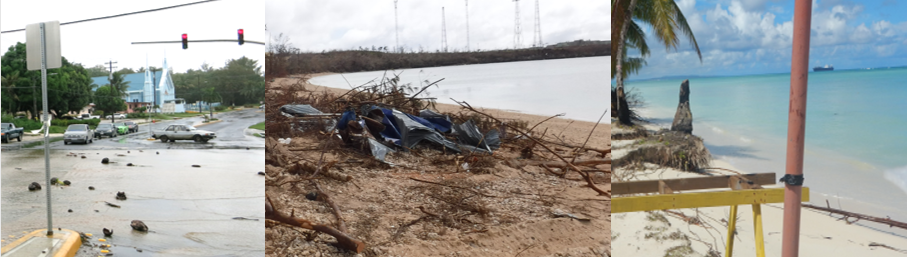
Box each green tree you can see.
[107,72,131,98]
[611,0,701,125]
[1,70,21,114]
[94,85,126,121]
[0,42,93,118]
[86,64,109,77]
[116,67,136,74]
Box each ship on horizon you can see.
[814,65,834,72]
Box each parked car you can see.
[78,113,100,120]
[106,113,127,119]
[64,124,93,145]
[113,122,129,135]
[1,123,24,143]
[94,123,117,138]
[152,125,216,143]
[125,121,138,133]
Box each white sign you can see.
[26,21,62,70]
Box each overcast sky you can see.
[626,0,907,80]
[265,0,607,52]
[0,0,265,75]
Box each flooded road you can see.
[1,149,265,256]
[1,109,264,151]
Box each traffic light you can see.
[182,33,188,49]
[238,29,244,45]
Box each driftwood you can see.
[314,183,349,233]
[803,203,907,230]
[266,197,365,253]
[454,99,610,197]
[512,159,611,168]
[541,139,611,157]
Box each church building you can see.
[90,57,185,113]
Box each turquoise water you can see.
[626,67,907,232]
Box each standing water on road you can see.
[311,56,610,122]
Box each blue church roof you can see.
[91,71,162,92]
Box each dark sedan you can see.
[125,121,138,133]
[94,123,117,138]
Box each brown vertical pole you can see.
[782,0,813,256]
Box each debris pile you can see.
[265,74,611,256]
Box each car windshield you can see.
[97,124,113,129]
[185,126,197,131]
[66,125,87,131]
[115,123,126,127]
[1,123,10,128]
[125,122,135,125]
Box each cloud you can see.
[265,0,607,52]
[625,0,907,80]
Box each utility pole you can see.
[151,67,158,114]
[394,0,400,53]
[105,59,117,80]
[465,0,470,51]
[441,7,448,52]
[513,0,522,49]
[533,0,542,47]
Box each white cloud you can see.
[265,0,607,52]
[628,0,907,79]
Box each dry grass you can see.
[614,130,711,172]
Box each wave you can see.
[883,165,907,196]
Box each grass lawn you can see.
[249,122,265,130]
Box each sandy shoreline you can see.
[611,119,907,256]
[266,74,610,256]
[277,73,609,151]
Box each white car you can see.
[106,113,127,119]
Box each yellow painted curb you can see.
[194,119,223,128]
[1,229,81,257]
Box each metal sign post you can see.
[26,20,61,236]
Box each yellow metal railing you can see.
[612,173,810,257]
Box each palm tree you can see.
[108,72,130,98]
[612,0,702,125]
[201,87,221,120]
[1,71,21,114]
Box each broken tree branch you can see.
[802,204,907,230]
[572,108,608,163]
[453,99,610,197]
[314,183,349,233]
[265,196,365,253]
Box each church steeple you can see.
[143,55,153,104]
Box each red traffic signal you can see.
[238,29,244,45]
[181,33,188,49]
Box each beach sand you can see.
[611,119,907,256]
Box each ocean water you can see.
[310,56,610,123]
[626,67,907,234]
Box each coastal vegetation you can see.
[611,0,701,125]
[266,35,607,78]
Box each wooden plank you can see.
[612,187,809,213]
[612,173,776,195]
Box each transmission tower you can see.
[533,0,542,47]
[513,0,522,49]
[441,7,448,52]
[394,0,400,53]
[465,0,470,52]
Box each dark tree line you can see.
[172,57,264,106]
[267,37,608,77]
